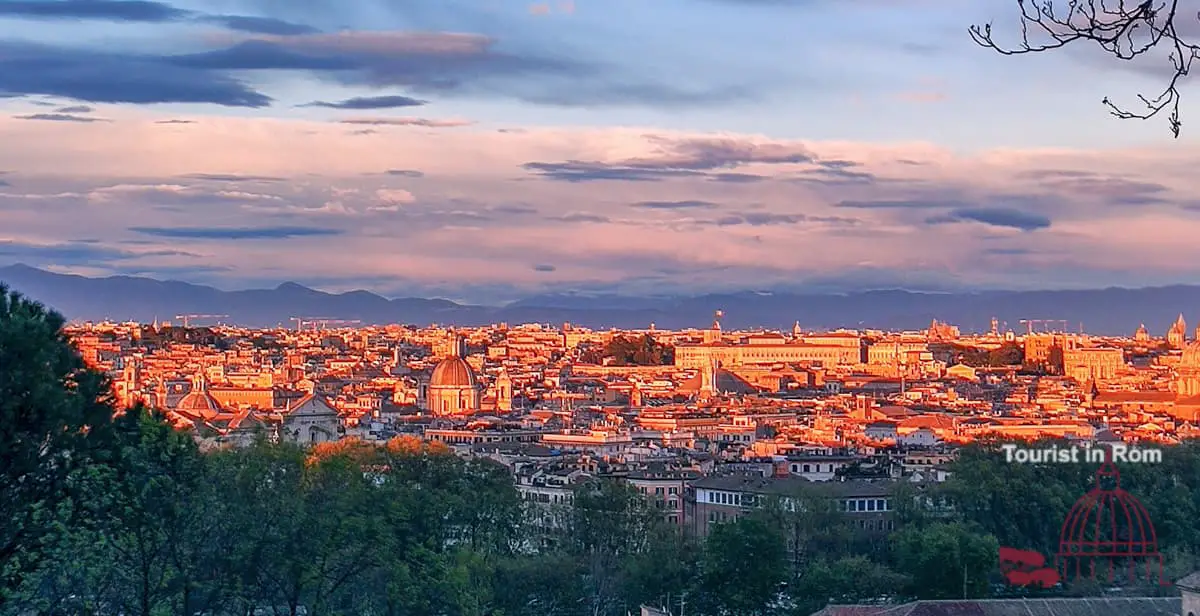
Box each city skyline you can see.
[2,0,1200,304]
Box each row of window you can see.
[522,491,574,504]
[703,490,891,513]
[709,510,895,531]
[789,463,841,474]
[839,498,890,512]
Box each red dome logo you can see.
[1000,446,1169,588]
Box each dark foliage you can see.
[579,334,675,366]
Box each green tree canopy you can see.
[0,285,118,604]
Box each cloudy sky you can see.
[1,0,1198,303]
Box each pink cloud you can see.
[2,111,1199,296]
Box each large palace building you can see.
[673,316,864,369]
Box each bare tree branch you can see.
[969,0,1200,137]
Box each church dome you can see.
[176,389,222,414]
[1183,341,1200,366]
[430,356,477,388]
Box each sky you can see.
[1,0,1200,304]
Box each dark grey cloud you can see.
[0,0,187,22]
[303,94,425,109]
[709,173,767,183]
[984,247,1034,256]
[1016,169,1092,180]
[524,136,824,182]
[385,169,424,177]
[0,41,272,107]
[155,119,195,124]
[0,179,10,188]
[179,173,285,182]
[1020,169,1170,206]
[632,200,718,210]
[521,161,706,182]
[129,226,342,240]
[163,30,757,109]
[713,214,801,226]
[13,113,106,122]
[491,204,538,215]
[791,159,878,185]
[532,264,556,272]
[203,15,320,35]
[167,39,357,71]
[926,207,1051,231]
[53,105,93,113]
[0,239,197,263]
[0,0,320,37]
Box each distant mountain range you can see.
[2,263,1198,336]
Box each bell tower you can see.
[496,368,513,412]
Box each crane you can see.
[174,314,228,328]
[290,317,362,331]
[1018,319,1069,334]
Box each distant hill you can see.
[1,263,1197,335]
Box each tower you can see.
[192,371,208,394]
[1168,314,1187,348]
[496,368,513,412]
[703,310,723,345]
[792,321,802,338]
[630,381,643,408]
[700,357,719,398]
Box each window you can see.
[803,464,811,473]
[668,487,678,495]
[867,500,876,512]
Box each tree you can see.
[695,516,788,616]
[970,0,1200,137]
[101,407,213,616]
[580,335,675,366]
[791,556,907,615]
[0,286,117,605]
[891,522,999,600]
